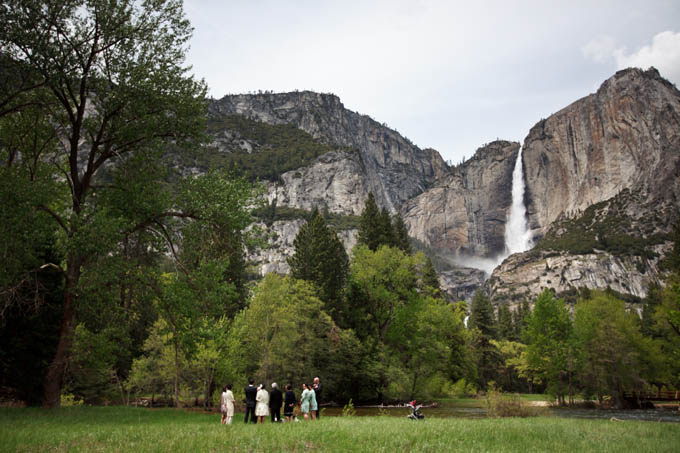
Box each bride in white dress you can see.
[255,384,270,424]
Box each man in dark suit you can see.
[269,382,283,422]
[244,378,257,424]
[313,377,322,419]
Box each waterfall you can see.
[452,144,533,276]
[504,145,533,255]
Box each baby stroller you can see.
[407,400,424,420]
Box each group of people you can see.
[220,377,323,424]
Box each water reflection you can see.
[549,407,680,423]
[322,406,486,418]
[322,403,680,422]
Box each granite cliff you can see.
[205,91,452,279]
[199,68,679,302]
[488,68,680,301]
[523,68,680,237]
[209,91,448,214]
[402,140,518,259]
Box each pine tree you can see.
[512,299,531,339]
[357,193,382,251]
[421,257,441,298]
[665,221,680,272]
[288,210,349,319]
[378,208,394,248]
[392,214,411,254]
[641,282,663,337]
[468,290,500,388]
[497,304,514,340]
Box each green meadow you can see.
[1,406,679,452]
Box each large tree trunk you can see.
[173,339,180,407]
[42,262,80,407]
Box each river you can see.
[321,401,680,422]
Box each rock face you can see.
[208,91,465,294]
[203,68,680,303]
[487,248,666,302]
[523,68,680,237]
[488,68,680,301]
[209,91,448,213]
[439,268,488,301]
[401,141,518,258]
[264,151,368,216]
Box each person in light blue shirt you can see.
[299,383,312,421]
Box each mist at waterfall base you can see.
[454,145,533,276]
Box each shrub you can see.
[60,393,84,407]
[448,379,478,399]
[342,398,356,417]
[485,387,537,418]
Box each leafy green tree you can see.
[573,291,668,407]
[324,330,384,403]
[226,274,335,386]
[389,297,467,399]
[182,317,230,407]
[652,278,680,387]
[468,290,500,388]
[523,290,573,404]
[0,0,208,407]
[492,339,528,392]
[128,319,177,406]
[495,340,542,393]
[347,245,424,341]
[66,325,122,404]
[0,106,62,315]
[287,209,349,321]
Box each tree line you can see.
[468,224,680,407]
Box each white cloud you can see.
[584,31,680,85]
[613,31,680,85]
[582,35,617,63]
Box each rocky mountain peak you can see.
[209,90,449,213]
[523,66,680,239]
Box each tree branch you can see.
[37,205,68,233]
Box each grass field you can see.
[1,406,679,452]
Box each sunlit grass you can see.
[1,406,679,452]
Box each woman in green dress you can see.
[300,383,312,421]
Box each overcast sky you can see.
[183,0,680,164]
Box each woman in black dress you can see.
[283,384,297,422]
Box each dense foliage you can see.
[287,210,349,318]
[532,189,670,259]
[252,204,361,230]
[189,114,353,182]
[357,193,412,253]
